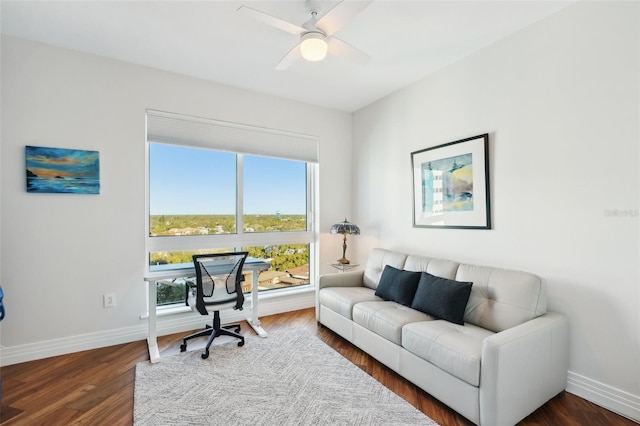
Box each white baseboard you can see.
[0,289,316,366]
[566,371,640,423]
[0,322,149,366]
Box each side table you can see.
[329,263,360,273]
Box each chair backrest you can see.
[191,252,248,315]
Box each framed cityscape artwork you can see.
[411,134,490,229]
[26,145,100,194]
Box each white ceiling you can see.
[1,0,572,112]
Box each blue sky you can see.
[150,143,306,215]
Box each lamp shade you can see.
[300,32,328,62]
[331,219,359,264]
[330,218,360,235]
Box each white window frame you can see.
[144,110,319,304]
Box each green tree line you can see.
[150,214,306,236]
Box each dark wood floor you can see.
[1,308,637,425]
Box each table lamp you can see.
[330,218,360,264]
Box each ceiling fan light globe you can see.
[300,32,328,62]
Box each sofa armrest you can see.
[317,270,365,290]
[479,312,569,426]
[316,271,365,321]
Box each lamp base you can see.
[337,258,350,264]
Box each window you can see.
[146,110,317,307]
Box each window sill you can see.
[258,284,315,299]
[140,284,315,319]
[140,304,191,319]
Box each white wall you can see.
[352,1,639,421]
[0,35,352,364]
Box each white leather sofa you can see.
[317,248,569,426]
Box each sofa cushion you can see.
[353,301,432,345]
[374,265,421,306]
[402,320,494,386]
[318,287,381,320]
[411,272,473,325]
[363,248,408,289]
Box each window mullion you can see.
[237,154,244,240]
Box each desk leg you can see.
[147,280,161,363]
[246,270,268,337]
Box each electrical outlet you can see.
[103,293,116,308]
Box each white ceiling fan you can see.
[237,0,372,70]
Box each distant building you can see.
[257,270,289,290]
[287,264,309,281]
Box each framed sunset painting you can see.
[411,134,490,229]
[26,146,100,194]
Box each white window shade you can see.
[146,110,318,163]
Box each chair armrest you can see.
[479,312,569,426]
[317,270,365,290]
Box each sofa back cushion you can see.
[366,249,547,332]
[404,254,459,279]
[363,248,408,289]
[457,264,547,332]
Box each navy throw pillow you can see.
[411,272,473,325]
[374,265,421,306]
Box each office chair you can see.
[180,252,248,359]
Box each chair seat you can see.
[187,291,238,313]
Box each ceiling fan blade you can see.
[316,0,372,36]
[237,5,305,35]
[275,43,302,70]
[328,37,370,65]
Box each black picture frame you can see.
[411,134,490,229]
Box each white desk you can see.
[143,258,270,363]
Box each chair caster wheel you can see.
[238,340,245,347]
[180,344,187,352]
[201,350,209,359]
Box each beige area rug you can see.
[134,327,439,425]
